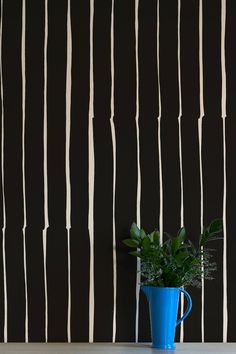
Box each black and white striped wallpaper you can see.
[0,0,235,343]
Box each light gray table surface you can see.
[0,343,235,354]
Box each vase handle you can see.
[176,288,192,327]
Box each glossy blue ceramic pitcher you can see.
[141,286,192,350]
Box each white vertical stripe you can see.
[198,117,204,343]
[42,229,48,342]
[0,0,8,343]
[43,0,49,342]
[66,0,72,343]
[198,0,205,343]
[134,0,141,343]
[66,230,71,342]
[221,0,227,120]
[88,0,95,343]
[199,0,204,119]
[177,0,183,227]
[157,0,163,245]
[110,0,117,343]
[21,0,29,342]
[222,117,227,342]
[177,0,184,343]
[221,0,228,343]
[110,119,117,344]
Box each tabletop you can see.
[0,343,235,354]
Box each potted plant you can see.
[123,219,223,349]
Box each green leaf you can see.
[140,229,146,239]
[199,229,210,246]
[148,232,154,243]
[204,235,223,242]
[171,237,182,254]
[123,238,140,248]
[130,223,141,240]
[153,230,160,245]
[129,251,142,258]
[177,227,186,242]
[171,228,186,254]
[200,220,223,246]
[174,251,189,266]
[148,231,159,243]
[207,219,223,234]
[142,237,151,251]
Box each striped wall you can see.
[0,0,235,343]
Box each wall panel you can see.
[0,0,234,343]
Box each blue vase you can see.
[141,286,192,350]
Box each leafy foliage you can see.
[123,219,223,288]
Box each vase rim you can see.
[141,285,182,289]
